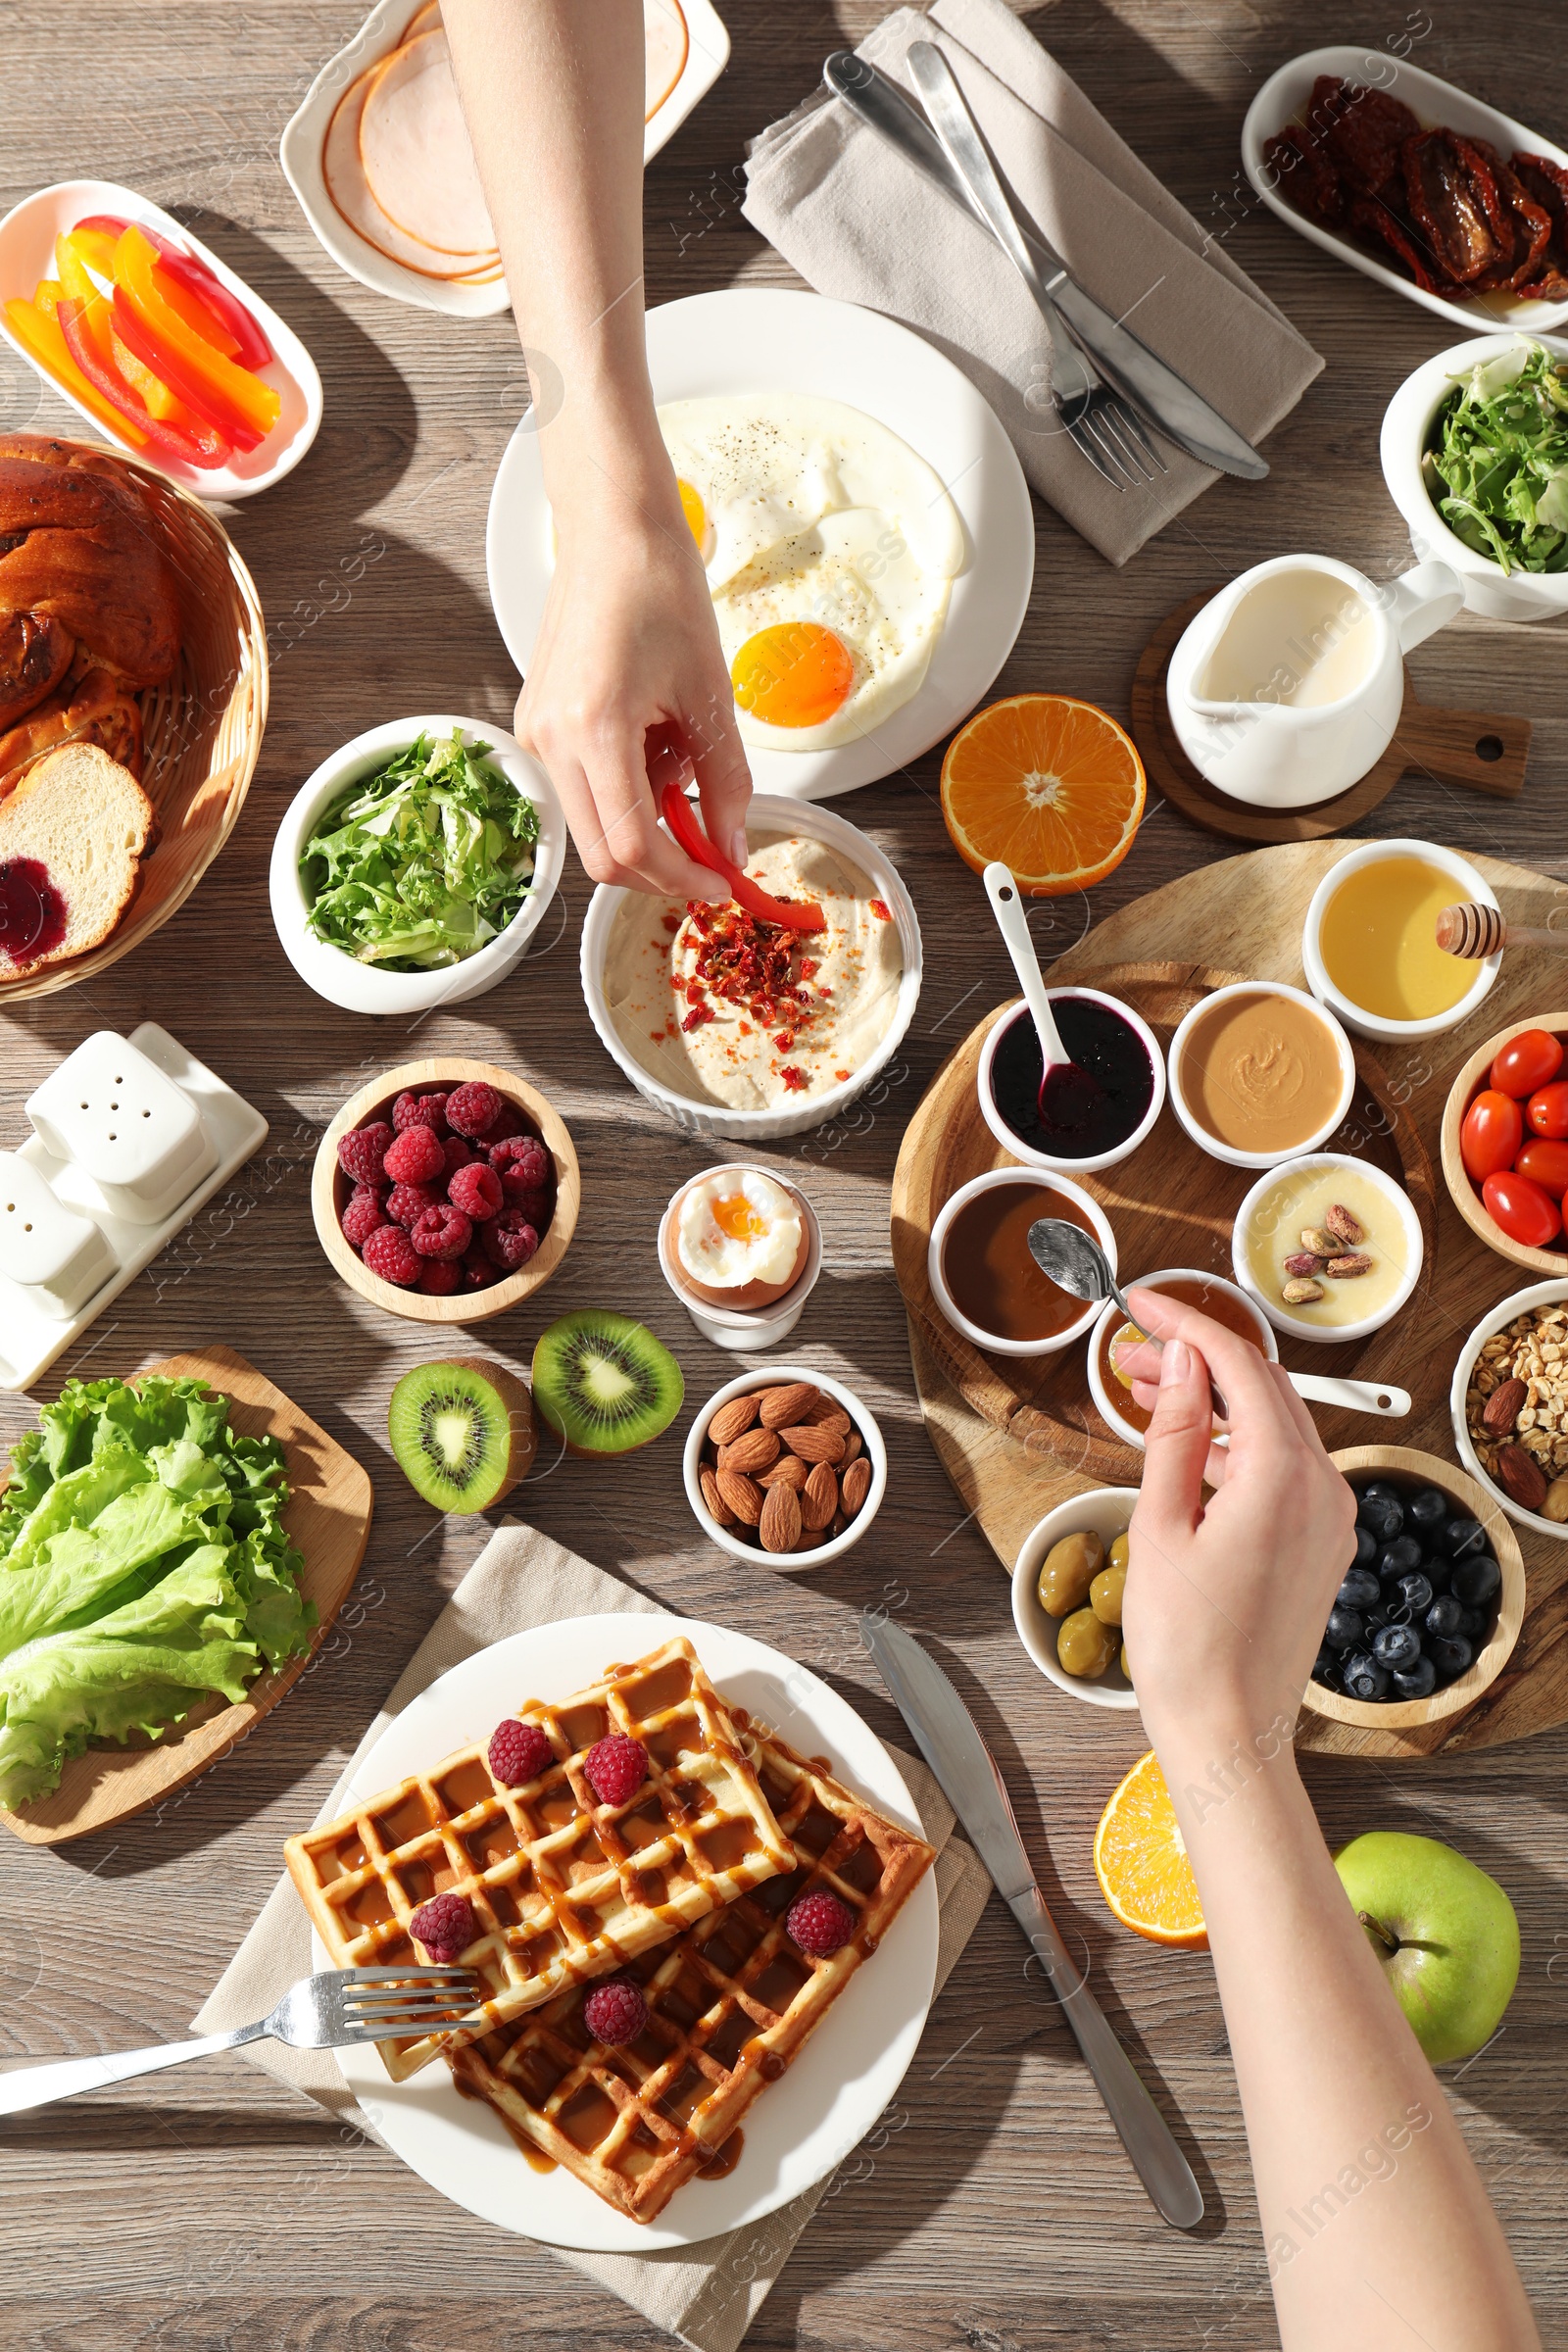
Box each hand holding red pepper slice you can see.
[660,778,825,933]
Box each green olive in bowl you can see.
[1037,1530,1103,1618]
[1057,1607,1118,1680]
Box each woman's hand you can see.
[516,473,753,900]
[1118,1290,1357,1748]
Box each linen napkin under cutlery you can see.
[196,1523,991,2352]
[744,0,1323,564]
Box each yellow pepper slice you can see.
[4,296,149,444]
[113,224,279,439]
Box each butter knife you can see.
[861,1612,1205,2228]
[823,50,1267,482]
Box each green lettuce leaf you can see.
[1427,338,1568,576]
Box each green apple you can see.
[1334,1831,1519,2065]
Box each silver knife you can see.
[823,50,1267,482]
[861,1611,1204,2228]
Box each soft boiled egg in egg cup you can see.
[659,1165,823,1350]
[660,393,965,755]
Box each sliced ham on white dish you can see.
[645,0,689,120]
[401,0,442,37]
[323,54,498,279]
[359,27,498,256]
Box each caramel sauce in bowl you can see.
[927,1167,1118,1357]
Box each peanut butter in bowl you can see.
[1169,981,1353,1168]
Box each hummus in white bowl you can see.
[602,833,905,1112]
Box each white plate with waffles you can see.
[318,1612,940,2251]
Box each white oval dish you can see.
[325,1610,938,2250]
[1451,1280,1568,1544]
[683,1366,886,1570]
[580,792,921,1141]
[975,991,1166,1175]
[0,177,321,500]
[658,1165,823,1350]
[1088,1269,1278,1449]
[1300,837,1501,1043]
[1240,47,1568,336]
[1381,332,1568,623]
[270,715,565,1015]
[1166,980,1355,1171]
[1011,1490,1140,1712]
[488,287,1034,801]
[279,0,731,318]
[1232,1151,1425,1347]
[927,1167,1116,1359]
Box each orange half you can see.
[940,692,1145,896]
[1093,1750,1207,1949]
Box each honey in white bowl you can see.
[1318,856,1476,1022]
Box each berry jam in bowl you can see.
[976,988,1164,1174]
[312,1055,579,1324]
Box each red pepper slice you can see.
[111,287,264,451]
[76,213,270,366]
[660,779,825,934]
[57,297,230,469]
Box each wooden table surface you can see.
[4,4,1567,2346]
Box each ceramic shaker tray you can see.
[895,842,1568,1760]
[0,1345,373,1843]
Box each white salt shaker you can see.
[26,1031,218,1225]
[0,1152,118,1318]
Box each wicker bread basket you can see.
[0,436,268,1002]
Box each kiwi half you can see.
[531,1310,683,1456]
[388,1357,536,1513]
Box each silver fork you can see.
[0,1968,480,2117]
[906,41,1168,494]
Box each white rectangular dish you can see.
[0,178,322,499]
[280,0,730,319]
[1241,47,1568,333]
[0,1024,268,1391]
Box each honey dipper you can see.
[1436,903,1567,960]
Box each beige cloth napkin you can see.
[743,0,1323,564]
[195,1524,992,2352]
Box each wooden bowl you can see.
[1302,1446,1526,1733]
[1441,1010,1568,1274]
[0,437,268,1002]
[312,1056,579,1323]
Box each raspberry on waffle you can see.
[283,1638,796,2082]
[446,1728,935,2224]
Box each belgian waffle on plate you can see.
[284,1637,795,2080]
[447,1727,936,2223]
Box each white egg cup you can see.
[657,1166,823,1351]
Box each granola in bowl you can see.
[1466,1302,1568,1522]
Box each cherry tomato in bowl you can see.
[1527,1082,1568,1140]
[1491,1028,1565,1099]
[1482,1168,1563,1249]
[1516,1139,1568,1200]
[1461,1089,1524,1181]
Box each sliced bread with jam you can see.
[0,741,154,980]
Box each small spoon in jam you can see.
[982,861,1101,1136]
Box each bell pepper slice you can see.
[77,213,267,366]
[65,223,121,279]
[54,231,116,359]
[111,287,263,451]
[108,318,196,426]
[58,298,230,469]
[659,779,825,933]
[4,296,149,445]
[114,225,279,440]
[151,258,244,360]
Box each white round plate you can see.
[485,288,1035,801]
[321,1611,940,2252]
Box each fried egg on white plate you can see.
[658,394,965,752]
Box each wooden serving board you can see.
[0,1345,373,1844]
[895,841,1568,1759]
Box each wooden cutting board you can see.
[0,1344,373,1843]
[895,840,1568,1760]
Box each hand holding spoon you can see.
[1025,1219,1411,1421]
[982,861,1102,1135]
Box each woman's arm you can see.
[443,0,750,895]
[1119,1299,1539,2351]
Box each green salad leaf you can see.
[0,1376,315,1807]
[300,730,539,971]
[1426,339,1568,576]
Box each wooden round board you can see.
[0,1344,373,1843]
[1129,593,1531,846]
[894,840,1568,1760]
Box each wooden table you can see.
[4,5,1566,2345]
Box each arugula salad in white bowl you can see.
[270,717,565,1014]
